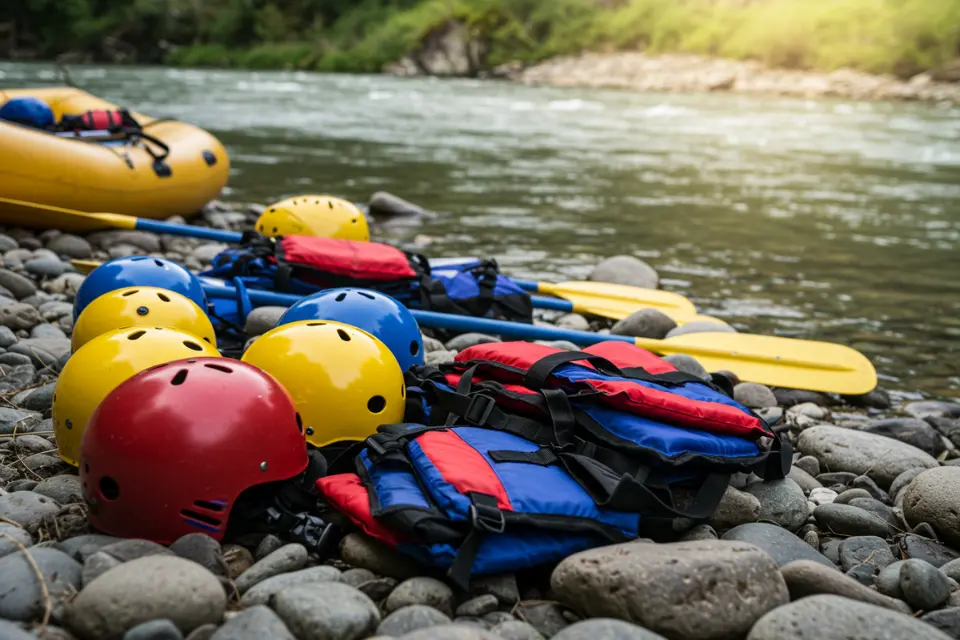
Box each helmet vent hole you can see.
[193,499,226,512]
[171,370,189,385]
[306,322,326,327]
[203,337,211,343]
[127,330,146,341]
[99,476,120,501]
[122,290,138,296]
[337,329,351,342]
[367,395,386,413]
[183,341,203,351]
[205,363,232,373]
[351,218,357,223]
[157,292,170,302]
[410,340,420,356]
[295,413,303,433]
[359,291,375,300]
[328,201,334,209]
[180,509,222,528]
[153,260,164,267]
[335,293,347,302]
[84,463,89,473]
[401,385,406,398]
[272,227,278,234]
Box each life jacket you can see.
[317,423,640,588]
[315,341,790,587]
[201,234,534,324]
[403,340,791,516]
[57,108,140,133]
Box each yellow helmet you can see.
[71,286,217,352]
[256,195,369,241]
[241,320,404,448]
[53,326,222,466]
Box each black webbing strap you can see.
[540,388,577,447]
[488,447,559,465]
[755,432,792,480]
[559,449,731,520]
[618,366,712,387]
[523,351,624,389]
[447,493,504,590]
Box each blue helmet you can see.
[74,256,207,321]
[277,288,424,371]
[0,97,55,128]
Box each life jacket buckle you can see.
[469,502,506,534]
[462,394,496,427]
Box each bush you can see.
[9,0,960,77]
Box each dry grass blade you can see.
[0,531,51,634]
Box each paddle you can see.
[16,192,720,324]
[68,259,720,326]
[197,282,876,395]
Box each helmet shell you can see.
[241,320,405,448]
[53,326,221,466]
[256,195,369,241]
[277,288,423,371]
[0,97,55,128]
[72,286,216,352]
[81,357,308,543]
[74,256,207,321]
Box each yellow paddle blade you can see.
[539,281,698,315]
[0,197,138,232]
[561,294,729,326]
[71,260,101,275]
[634,331,877,395]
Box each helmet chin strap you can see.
[235,450,343,557]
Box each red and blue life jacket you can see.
[315,341,790,586]
[201,235,533,328]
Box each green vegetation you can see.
[7,0,960,78]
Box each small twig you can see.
[0,516,25,528]
[0,430,55,440]
[0,532,51,634]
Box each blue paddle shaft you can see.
[135,219,244,244]
[201,283,621,346]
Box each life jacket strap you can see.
[447,492,504,589]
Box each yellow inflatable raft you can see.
[0,87,229,220]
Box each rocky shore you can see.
[508,53,960,105]
[2,199,960,639]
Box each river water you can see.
[3,62,959,401]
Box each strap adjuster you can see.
[462,394,496,426]
[469,502,506,534]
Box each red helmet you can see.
[79,357,309,543]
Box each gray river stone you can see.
[210,606,294,640]
[551,539,788,640]
[64,555,226,640]
[746,594,952,640]
[722,523,836,569]
[779,560,911,614]
[797,425,938,488]
[385,577,455,618]
[239,565,342,607]
[743,479,807,531]
[377,605,452,637]
[551,619,668,640]
[814,503,893,538]
[0,547,82,621]
[900,558,951,611]
[271,582,380,640]
[235,543,307,594]
[903,467,960,549]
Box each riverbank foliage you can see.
[7,0,960,78]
